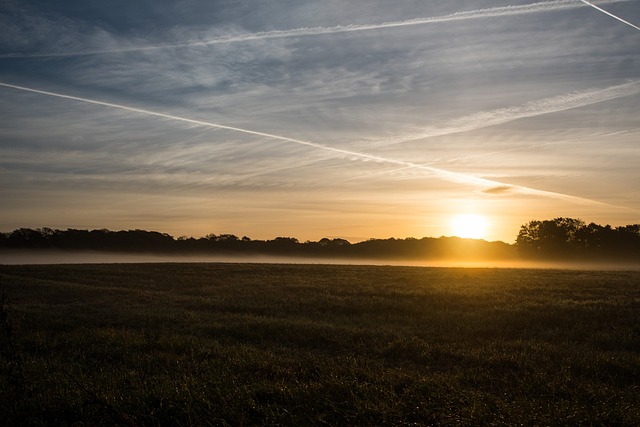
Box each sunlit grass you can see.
[1,263,639,425]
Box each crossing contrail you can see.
[0,81,610,206]
[0,0,631,59]
[579,0,640,31]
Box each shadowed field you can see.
[1,263,639,425]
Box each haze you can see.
[1,250,638,272]
[1,0,639,242]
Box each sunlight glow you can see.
[450,214,489,239]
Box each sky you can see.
[0,0,639,243]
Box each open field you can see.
[1,263,639,425]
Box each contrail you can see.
[0,81,611,206]
[579,0,640,31]
[381,80,640,145]
[0,0,631,59]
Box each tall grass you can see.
[1,263,639,425]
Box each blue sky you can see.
[1,0,639,242]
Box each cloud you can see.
[483,186,515,195]
[378,80,640,145]
[0,81,620,208]
[4,0,635,149]
[0,0,632,58]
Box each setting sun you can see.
[450,214,489,239]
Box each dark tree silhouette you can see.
[517,218,640,260]
[2,220,638,263]
[516,218,585,256]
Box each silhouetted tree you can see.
[2,221,637,262]
[6,228,47,248]
[517,218,640,260]
[516,218,585,257]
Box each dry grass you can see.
[1,263,639,425]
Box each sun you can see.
[450,214,489,239]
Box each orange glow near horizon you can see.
[449,214,490,240]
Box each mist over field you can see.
[1,250,638,271]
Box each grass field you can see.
[1,263,639,425]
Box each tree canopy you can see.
[516,218,640,260]
[0,228,512,261]
[1,218,639,262]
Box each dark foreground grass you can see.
[1,263,639,425]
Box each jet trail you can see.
[0,81,610,206]
[381,80,640,146]
[579,0,640,31]
[0,0,630,59]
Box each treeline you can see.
[516,218,640,260]
[0,227,513,261]
[1,218,639,262]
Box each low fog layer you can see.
[2,250,638,271]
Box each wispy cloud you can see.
[0,81,613,207]
[483,186,516,195]
[0,0,631,59]
[378,80,640,145]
